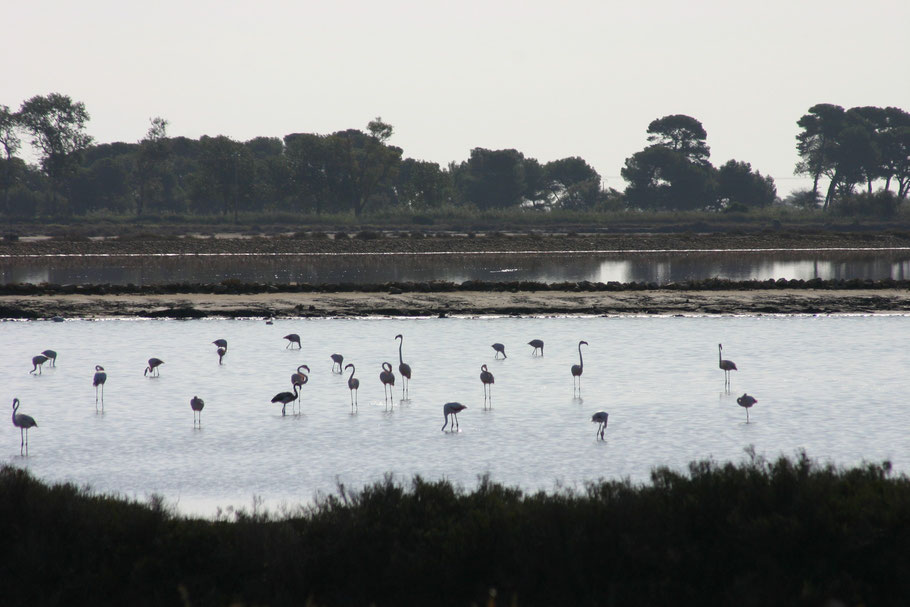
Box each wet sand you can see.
[3,288,909,319]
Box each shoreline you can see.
[3,288,910,319]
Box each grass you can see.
[3,451,910,606]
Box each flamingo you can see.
[528,339,544,356]
[441,402,467,432]
[11,398,37,455]
[571,340,588,394]
[492,343,507,359]
[480,364,494,406]
[30,354,48,375]
[592,411,609,440]
[345,363,360,409]
[719,344,737,389]
[93,365,107,406]
[41,349,57,367]
[213,339,227,364]
[330,353,344,373]
[145,358,164,377]
[271,384,300,416]
[291,365,310,414]
[380,362,396,403]
[737,393,757,422]
[284,334,301,349]
[191,396,205,426]
[395,334,412,398]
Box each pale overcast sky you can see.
[4,0,908,196]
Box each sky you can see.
[3,0,909,197]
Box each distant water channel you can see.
[2,248,910,285]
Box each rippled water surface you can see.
[3,315,909,516]
[3,249,910,285]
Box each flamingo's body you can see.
[344,363,360,409]
[719,344,737,388]
[191,395,205,426]
[492,343,507,359]
[145,358,164,377]
[284,334,301,349]
[379,362,396,403]
[528,339,544,356]
[213,339,228,365]
[93,365,107,405]
[480,364,494,406]
[30,355,48,375]
[395,334,412,398]
[330,353,344,373]
[212,339,228,351]
[441,402,467,431]
[290,365,310,414]
[592,411,609,440]
[271,384,300,416]
[571,340,588,394]
[11,398,37,455]
[41,349,57,367]
[737,393,757,422]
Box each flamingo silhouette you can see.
[380,362,396,404]
[492,343,507,359]
[719,344,737,389]
[737,393,757,422]
[441,402,467,431]
[29,354,48,375]
[41,349,57,367]
[528,339,544,356]
[290,365,310,414]
[480,364,494,407]
[284,334,301,349]
[591,411,609,440]
[395,334,412,398]
[571,340,588,395]
[330,353,344,373]
[344,363,360,409]
[93,365,107,407]
[11,398,37,455]
[145,358,164,377]
[271,384,300,416]
[191,396,205,426]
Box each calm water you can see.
[3,315,908,517]
[2,249,910,285]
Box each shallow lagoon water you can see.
[3,315,909,516]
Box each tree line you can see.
[1,93,908,220]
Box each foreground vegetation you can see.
[3,452,910,606]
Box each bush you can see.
[833,190,899,218]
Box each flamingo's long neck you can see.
[578,344,584,369]
[398,339,404,364]
[719,345,722,365]
[348,365,356,381]
[12,399,19,423]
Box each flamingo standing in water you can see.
[290,365,310,414]
[718,344,737,389]
[480,364,494,407]
[29,354,48,375]
[571,340,588,395]
[344,363,360,410]
[737,393,757,422]
[11,398,37,455]
[395,334,412,398]
[441,402,467,432]
[145,358,164,377]
[191,396,205,426]
[591,411,609,440]
[213,339,227,365]
[528,339,544,356]
[93,365,107,407]
[41,349,57,367]
[379,362,396,404]
[492,343,507,359]
[284,334,301,349]
[330,353,344,373]
[271,384,300,416]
